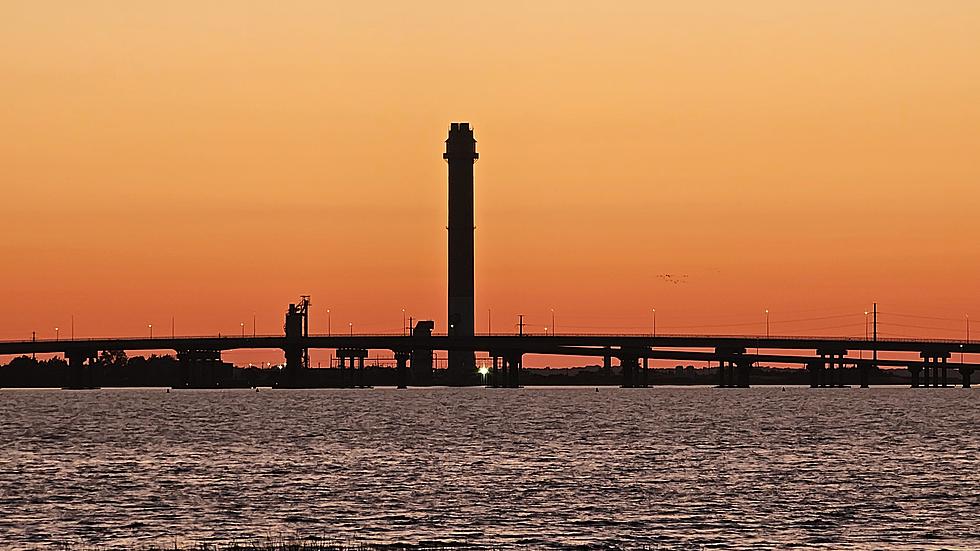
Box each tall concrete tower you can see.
[444,122,478,383]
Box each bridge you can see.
[1,323,977,389]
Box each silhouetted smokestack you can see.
[444,122,478,383]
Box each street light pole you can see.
[240,322,245,337]
[652,308,656,337]
[349,322,352,336]
[863,310,869,360]
[765,309,769,338]
[551,308,555,336]
[148,324,153,338]
[55,327,59,341]
[402,309,406,336]
[327,309,331,336]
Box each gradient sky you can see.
[2,1,978,365]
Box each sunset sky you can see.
[2,1,977,365]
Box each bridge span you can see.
[1,329,976,390]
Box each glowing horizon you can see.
[2,1,978,365]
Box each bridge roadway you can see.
[1,333,977,357]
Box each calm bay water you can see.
[1,386,979,549]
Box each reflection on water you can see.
[1,387,978,549]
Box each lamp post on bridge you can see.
[765,309,770,338]
[966,314,971,364]
[402,309,406,336]
[240,322,245,338]
[55,327,59,341]
[349,322,353,336]
[652,308,656,337]
[148,324,153,338]
[861,310,869,359]
[551,308,555,336]
[327,309,331,336]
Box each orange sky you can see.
[2,1,978,365]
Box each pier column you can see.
[858,362,870,388]
[489,355,499,388]
[619,352,640,388]
[959,366,974,388]
[641,356,650,388]
[335,349,347,388]
[603,352,612,372]
[715,347,745,388]
[807,360,821,388]
[816,348,848,388]
[65,350,97,390]
[356,351,367,388]
[411,321,435,386]
[908,365,921,388]
[395,351,410,389]
[504,352,522,388]
[919,350,951,389]
[736,359,752,388]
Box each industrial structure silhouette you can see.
[1,124,977,390]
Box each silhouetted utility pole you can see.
[518,314,524,336]
[488,309,491,335]
[873,302,878,370]
[31,331,35,359]
[551,309,556,335]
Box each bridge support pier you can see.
[959,366,973,388]
[502,352,522,388]
[736,359,751,388]
[619,351,645,388]
[177,349,223,388]
[337,348,369,388]
[715,348,746,388]
[918,350,951,388]
[909,365,922,388]
[65,350,98,390]
[807,360,822,388]
[395,351,410,389]
[816,348,848,388]
[858,363,870,388]
[603,351,612,373]
[411,321,434,386]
